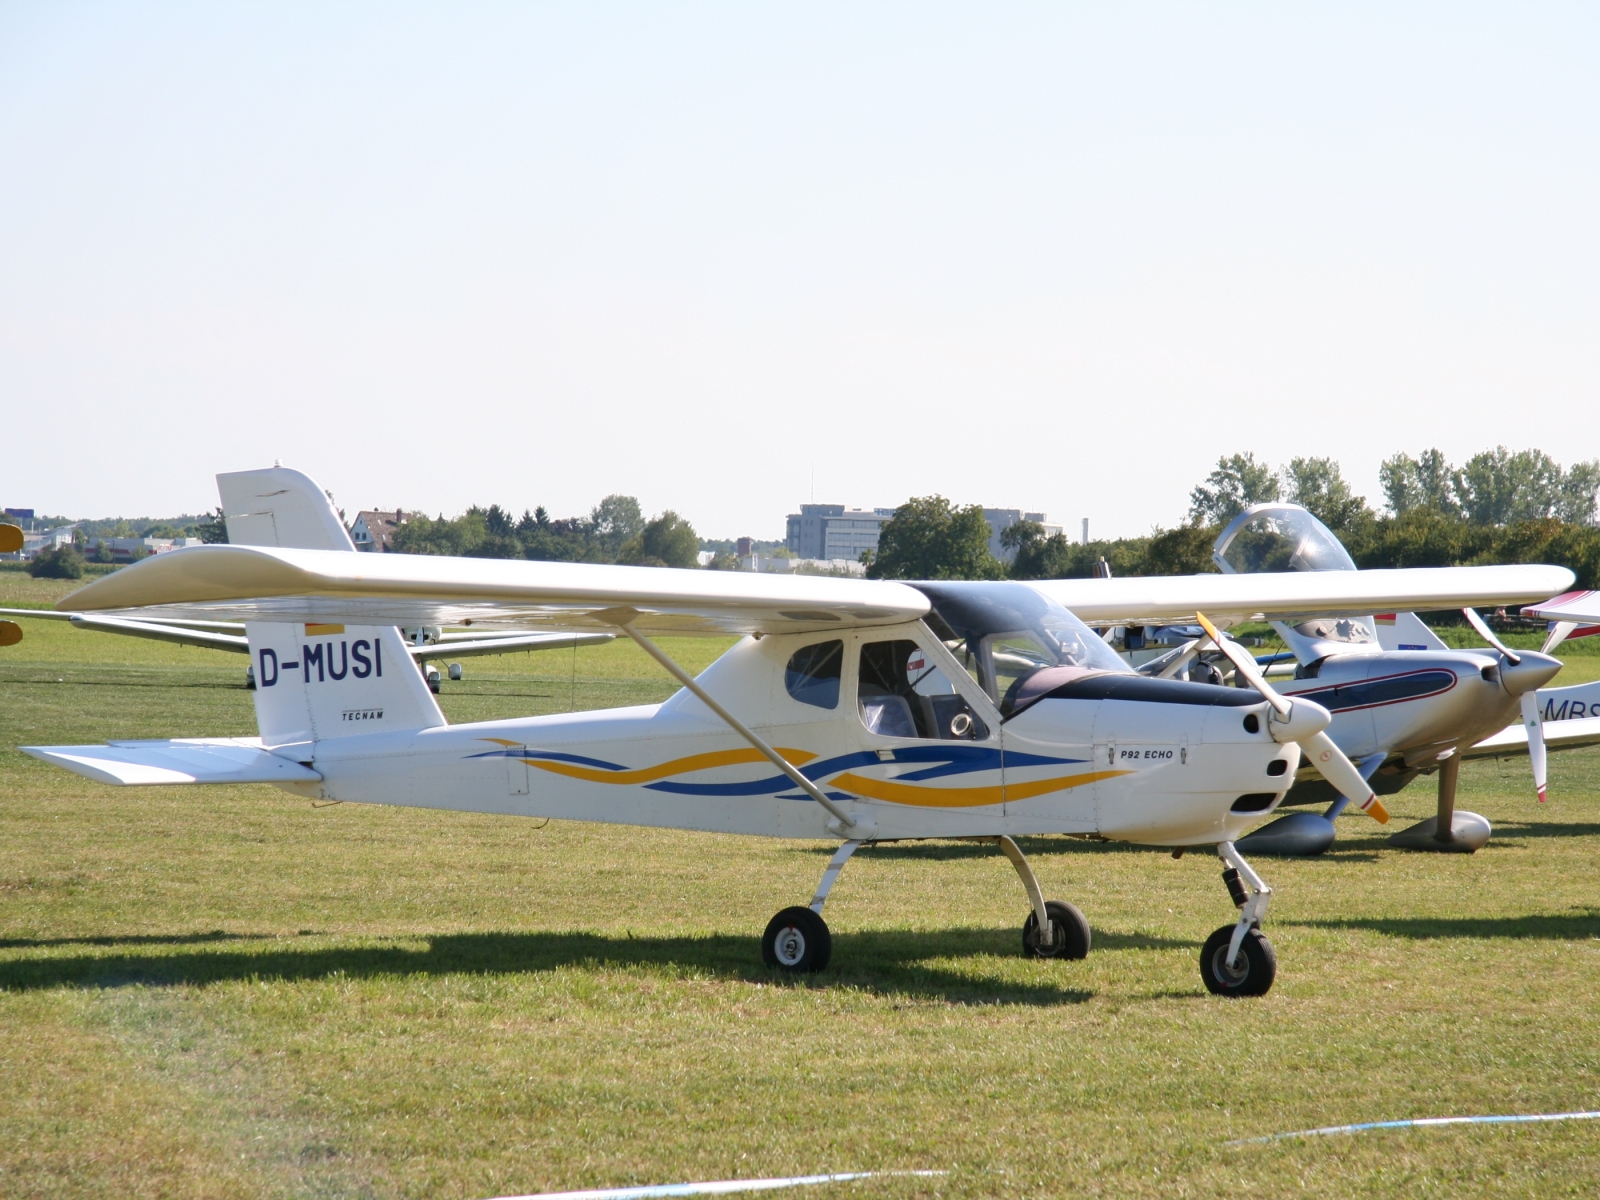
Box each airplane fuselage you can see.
[281,627,1301,847]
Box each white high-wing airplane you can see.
[17,470,1573,998]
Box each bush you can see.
[29,545,85,579]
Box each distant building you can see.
[785,502,1063,565]
[350,510,415,552]
[744,554,866,578]
[83,535,202,563]
[982,509,1064,564]
[785,505,898,562]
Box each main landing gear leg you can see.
[762,840,861,974]
[1387,750,1491,852]
[982,836,1090,960]
[1199,841,1277,997]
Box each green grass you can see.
[3,606,1600,1197]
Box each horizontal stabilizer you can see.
[1466,716,1600,759]
[20,738,322,786]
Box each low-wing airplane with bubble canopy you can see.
[18,470,1573,997]
[1064,504,1588,857]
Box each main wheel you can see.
[762,906,832,973]
[1022,900,1091,960]
[1199,924,1277,997]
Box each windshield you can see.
[1213,504,1357,575]
[914,581,1130,714]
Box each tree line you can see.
[867,446,1600,588]
[390,496,725,569]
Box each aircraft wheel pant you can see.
[1022,900,1091,960]
[1200,925,1277,996]
[763,906,832,973]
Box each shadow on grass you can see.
[0,926,1107,1005]
[1286,911,1600,941]
[0,930,283,950]
[0,676,244,691]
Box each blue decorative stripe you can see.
[469,741,1087,798]
[643,745,1085,797]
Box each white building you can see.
[785,503,1064,565]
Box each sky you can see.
[2,3,1598,539]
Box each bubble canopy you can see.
[1213,504,1357,576]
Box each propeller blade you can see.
[1195,612,1390,824]
[1301,729,1390,823]
[1520,690,1548,803]
[1462,607,1521,664]
[1192,613,1287,715]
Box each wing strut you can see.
[608,615,861,832]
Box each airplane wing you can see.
[55,545,930,637]
[1032,564,1573,628]
[1521,590,1600,625]
[0,606,246,632]
[68,613,251,652]
[3,603,611,661]
[1465,715,1600,759]
[19,738,322,786]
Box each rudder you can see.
[249,622,445,750]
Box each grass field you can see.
[3,571,1600,1198]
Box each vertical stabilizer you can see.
[218,466,357,552]
[249,622,445,750]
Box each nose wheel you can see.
[1200,924,1276,995]
[1201,841,1278,997]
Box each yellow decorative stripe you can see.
[1004,769,1133,802]
[526,747,818,786]
[830,768,1132,809]
[305,623,345,636]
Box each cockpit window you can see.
[1214,504,1357,575]
[785,640,843,709]
[858,639,988,740]
[914,581,1130,715]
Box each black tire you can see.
[1022,900,1091,960]
[1199,924,1277,997]
[762,906,832,973]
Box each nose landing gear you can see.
[1200,841,1277,997]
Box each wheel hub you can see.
[774,926,807,967]
[1211,943,1249,987]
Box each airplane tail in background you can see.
[247,621,445,750]
[218,465,357,552]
